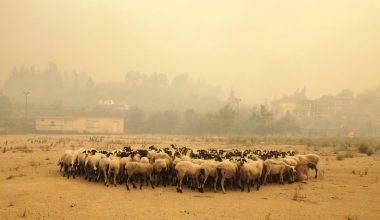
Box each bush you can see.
[367,148,374,156]
[336,154,344,161]
[357,143,369,154]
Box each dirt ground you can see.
[0,135,379,220]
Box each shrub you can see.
[336,154,344,161]
[366,148,374,156]
[345,214,359,220]
[357,143,369,154]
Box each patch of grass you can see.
[29,161,39,167]
[21,208,26,218]
[336,154,345,161]
[345,214,359,220]
[6,173,26,180]
[39,145,51,151]
[357,143,376,156]
[14,146,33,153]
[357,143,369,154]
[292,189,306,201]
[2,147,6,153]
[344,151,355,158]
[264,213,272,220]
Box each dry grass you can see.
[345,214,359,220]
[6,173,26,180]
[13,146,33,153]
[292,185,307,201]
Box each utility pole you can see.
[23,91,30,119]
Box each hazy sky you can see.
[1,0,379,103]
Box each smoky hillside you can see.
[0,63,379,136]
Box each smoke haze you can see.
[1,1,379,103]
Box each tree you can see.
[0,94,12,118]
[218,104,237,133]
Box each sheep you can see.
[263,160,296,185]
[97,155,111,185]
[153,158,169,187]
[239,158,263,192]
[76,150,88,175]
[63,151,77,179]
[58,150,73,172]
[171,155,192,185]
[305,154,320,178]
[107,157,121,187]
[125,161,155,190]
[199,160,219,192]
[119,156,132,183]
[293,154,320,178]
[192,159,206,165]
[85,153,102,182]
[174,161,204,193]
[216,160,239,193]
[140,157,150,163]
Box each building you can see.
[35,116,124,134]
[271,100,297,120]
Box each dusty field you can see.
[0,135,380,220]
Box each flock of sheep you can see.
[58,145,320,193]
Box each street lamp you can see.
[23,91,30,119]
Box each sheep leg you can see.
[155,173,160,187]
[62,165,66,177]
[163,172,167,187]
[221,176,226,194]
[241,178,245,192]
[177,176,184,193]
[113,172,118,187]
[126,175,130,191]
[263,171,269,185]
[213,176,218,193]
[104,170,108,187]
[96,170,101,182]
[149,175,155,189]
[256,178,260,191]
[131,176,137,189]
[314,166,318,178]
[196,177,203,193]
[65,165,69,179]
[139,176,144,190]
[280,173,284,185]
[72,168,76,179]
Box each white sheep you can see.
[175,161,204,193]
[239,158,263,192]
[125,161,155,190]
[97,155,111,185]
[85,153,102,182]
[63,151,77,179]
[199,160,219,192]
[216,160,239,193]
[107,157,120,187]
[263,159,296,185]
[153,158,169,187]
